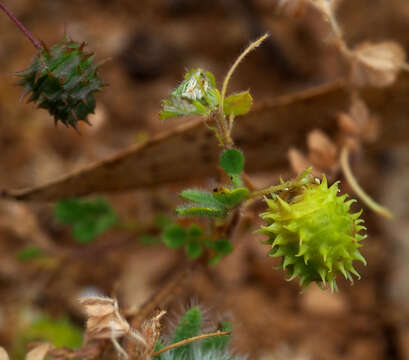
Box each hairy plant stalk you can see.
[247,179,300,199]
[340,146,393,218]
[218,33,268,145]
[0,1,41,49]
[151,331,231,357]
[220,33,268,114]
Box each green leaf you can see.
[180,189,223,208]
[210,239,234,255]
[17,246,44,261]
[187,224,203,238]
[176,206,227,217]
[54,197,118,243]
[219,149,245,175]
[185,238,203,259]
[213,187,249,208]
[160,96,207,120]
[223,91,253,116]
[162,224,187,248]
[160,69,219,119]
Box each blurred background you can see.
[0,0,408,359]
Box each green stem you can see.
[248,181,295,199]
[0,1,42,49]
[340,147,393,219]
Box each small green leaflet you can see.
[219,148,245,175]
[161,222,232,264]
[162,224,204,259]
[176,187,248,218]
[185,238,203,259]
[207,239,234,265]
[162,224,187,248]
[213,188,249,207]
[180,189,222,208]
[223,91,253,116]
[54,197,118,243]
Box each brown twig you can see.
[0,1,42,49]
[151,331,231,357]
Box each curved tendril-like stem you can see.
[340,146,393,219]
[219,33,268,117]
[151,331,231,358]
[0,1,42,50]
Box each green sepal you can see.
[223,91,253,116]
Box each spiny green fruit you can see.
[17,37,104,129]
[258,176,367,291]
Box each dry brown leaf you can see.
[0,347,9,360]
[25,343,52,360]
[133,310,166,360]
[80,296,135,341]
[337,112,360,136]
[2,73,409,201]
[337,96,379,144]
[288,148,312,174]
[350,41,407,87]
[80,296,117,318]
[307,129,338,169]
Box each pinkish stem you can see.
[0,1,41,50]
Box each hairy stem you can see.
[248,180,298,199]
[340,147,393,219]
[217,33,268,145]
[151,331,231,357]
[219,34,268,115]
[0,1,41,49]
